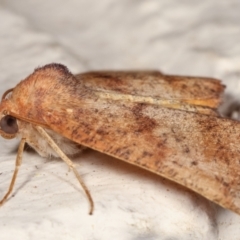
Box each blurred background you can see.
[0,1,240,239]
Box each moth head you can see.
[0,88,19,139]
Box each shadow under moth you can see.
[0,63,239,215]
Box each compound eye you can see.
[0,115,18,134]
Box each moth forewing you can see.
[76,71,225,109]
[44,97,240,215]
[1,63,240,216]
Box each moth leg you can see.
[0,138,26,205]
[34,126,94,215]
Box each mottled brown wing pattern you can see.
[76,71,225,109]
[42,87,240,215]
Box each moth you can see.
[0,63,240,215]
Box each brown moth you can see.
[0,63,240,215]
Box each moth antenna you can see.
[1,88,14,101]
[0,138,26,205]
[35,126,94,215]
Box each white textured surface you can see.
[0,1,240,239]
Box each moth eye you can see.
[0,115,18,134]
